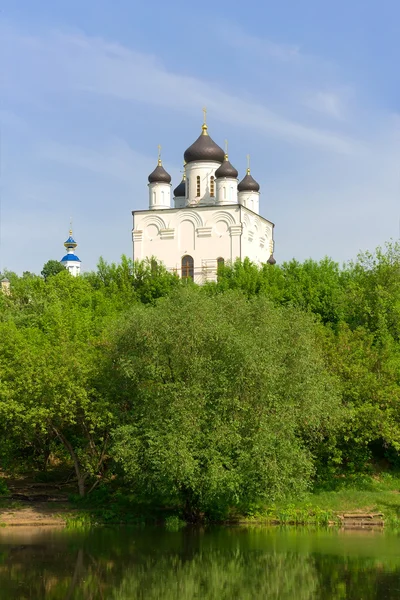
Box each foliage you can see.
[110,288,340,519]
[3,243,400,516]
[41,259,66,280]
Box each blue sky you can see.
[1,0,399,273]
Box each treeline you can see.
[1,244,400,519]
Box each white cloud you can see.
[1,23,358,154]
[304,91,346,119]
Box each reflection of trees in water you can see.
[112,551,317,600]
[313,554,400,600]
[1,530,400,599]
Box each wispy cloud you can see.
[1,23,358,154]
[303,90,348,119]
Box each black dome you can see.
[184,125,225,164]
[215,156,238,179]
[148,162,172,184]
[237,170,260,192]
[267,254,276,265]
[173,177,186,197]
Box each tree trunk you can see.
[52,426,86,497]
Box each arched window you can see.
[196,176,201,197]
[210,176,215,197]
[181,255,194,280]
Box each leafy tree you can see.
[41,259,66,280]
[110,288,341,519]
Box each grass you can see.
[239,473,400,526]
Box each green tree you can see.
[41,259,66,280]
[110,288,340,519]
[0,270,121,495]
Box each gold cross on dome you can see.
[202,106,207,125]
[247,154,251,170]
[225,139,228,155]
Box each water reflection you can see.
[0,526,399,599]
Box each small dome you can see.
[173,176,186,197]
[215,155,238,179]
[64,232,78,248]
[61,254,81,262]
[267,254,276,265]
[184,125,225,164]
[64,231,77,249]
[148,161,172,184]
[238,169,260,193]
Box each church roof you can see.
[238,170,260,192]
[267,254,276,265]
[148,161,172,184]
[173,177,186,197]
[184,124,225,164]
[61,254,81,262]
[215,155,238,179]
[64,235,77,247]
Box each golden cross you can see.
[224,139,228,155]
[157,144,162,160]
[69,217,73,236]
[246,154,251,171]
[202,106,207,125]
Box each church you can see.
[132,114,275,284]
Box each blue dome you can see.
[61,254,81,262]
[64,235,77,249]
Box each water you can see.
[0,526,400,599]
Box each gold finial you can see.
[246,154,251,175]
[202,107,208,135]
[224,139,229,159]
[69,217,73,236]
[157,144,162,166]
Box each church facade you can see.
[132,118,275,284]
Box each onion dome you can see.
[238,169,260,192]
[184,124,225,164]
[148,159,172,184]
[267,254,276,265]
[215,155,238,179]
[64,232,77,249]
[173,174,186,197]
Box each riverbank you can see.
[1,472,400,528]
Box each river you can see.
[0,525,399,598]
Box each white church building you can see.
[60,230,81,276]
[132,117,276,284]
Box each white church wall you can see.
[240,209,274,265]
[132,205,274,283]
